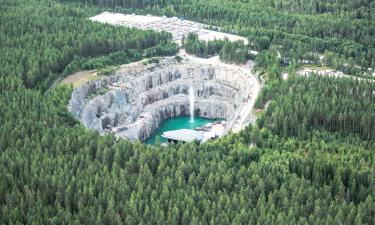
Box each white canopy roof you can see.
[161,129,203,142]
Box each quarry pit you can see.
[68,56,260,142]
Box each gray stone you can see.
[68,57,255,141]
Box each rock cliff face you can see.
[68,57,256,141]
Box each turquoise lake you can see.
[145,116,221,145]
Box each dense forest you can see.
[0,0,176,90]
[1,76,374,224]
[255,75,375,140]
[64,0,375,73]
[183,33,225,58]
[183,33,248,64]
[1,0,375,224]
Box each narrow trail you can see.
[44,76,63,95]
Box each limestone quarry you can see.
[68,56,260,142]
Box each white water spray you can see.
[189,87,195,123]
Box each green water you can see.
[145,116,221,145]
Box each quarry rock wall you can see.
[68,57,255,141]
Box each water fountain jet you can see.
[189,86,195,123]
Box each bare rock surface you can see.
[68,56,260,141]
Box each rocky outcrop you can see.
[68,57,256,141]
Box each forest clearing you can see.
[90,11,248,45]
[61,70,98,88]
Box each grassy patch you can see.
[142,57,160,65]
[61,71,99,88]
[86,86,110,100]
[97,66,118,76]
[298,64,334,70]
